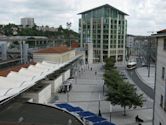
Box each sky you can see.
[0,0,166,35]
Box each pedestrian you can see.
[135,115,139,122]
[91,67,92,71]
[95,71,97,75]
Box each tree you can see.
[104,57,116,70]
[103,57,144,116]
[104,69,123,88]
[106,81,144,116]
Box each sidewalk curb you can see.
[135,68,154,89]
[135,68,149,87]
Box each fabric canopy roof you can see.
[0,55,81,103]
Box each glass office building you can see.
[79,4,127,63]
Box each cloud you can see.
[0,0,165,35]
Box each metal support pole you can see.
[67,91,69,102]
[98,93,102,116]
[110,102,112,122]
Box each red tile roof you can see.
[71,41,79,48]
[35,46,73,54]
[0,62,36,77]
[157,29,166,34]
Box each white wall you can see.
[23,84,51,104]
[154,37,166,125]
[42,75,63,95]
[64,69,71,81]
[38,84,51,104]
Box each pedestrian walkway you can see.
[54,63,152,125]
[135,67,155,89]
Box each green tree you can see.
[104,57,116,70]
[103,57,144,116]
[106,81,144,116]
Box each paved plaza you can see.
[54,64,153,125]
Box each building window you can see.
[164,39,166,50]
[160,94,163,107]
[162,67,165,80]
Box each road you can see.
[126,57,154,100]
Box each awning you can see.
[77,111,96,118]
[93,121,115,125]
[54,103,116,125]
[84,116,106,123]
[55,103,83,112]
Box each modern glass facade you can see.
[79,4,127,63]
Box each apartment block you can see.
[154,29,166,125]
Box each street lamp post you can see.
[66,22,72,47]
[102,79,105,95]
[75,69,77,84]
[98,93,101,116]
[67,90,69,102]
[148,38,151,77]
[109,102,112,122]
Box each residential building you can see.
[126,34,135,48]
[154,29,166,125]
[126,35,157,64]
[79,4,127,63]
[126,34,135,60]
[21,17,35,28]
[36,25,58,32]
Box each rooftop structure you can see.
[0,62,36,77]
[33,46,76,63]
[35,46,73,54]
[0,53,82,104]
[0,36,48,42]
[157,29,166,34]
[0,102,83,125]
[79,4,128,15]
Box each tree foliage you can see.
[104,57,144,115]
[0,24,79,39]
[104,57,116,70]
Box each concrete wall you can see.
[38,84,51,104]
[154,37,166,125]
[33,53,61,63]
[33,50,76,63]
[42,75,63,95]
[23,84,51,104]
[64,69,71,81]
[88,42,93,64]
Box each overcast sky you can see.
[0,0,166,35]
